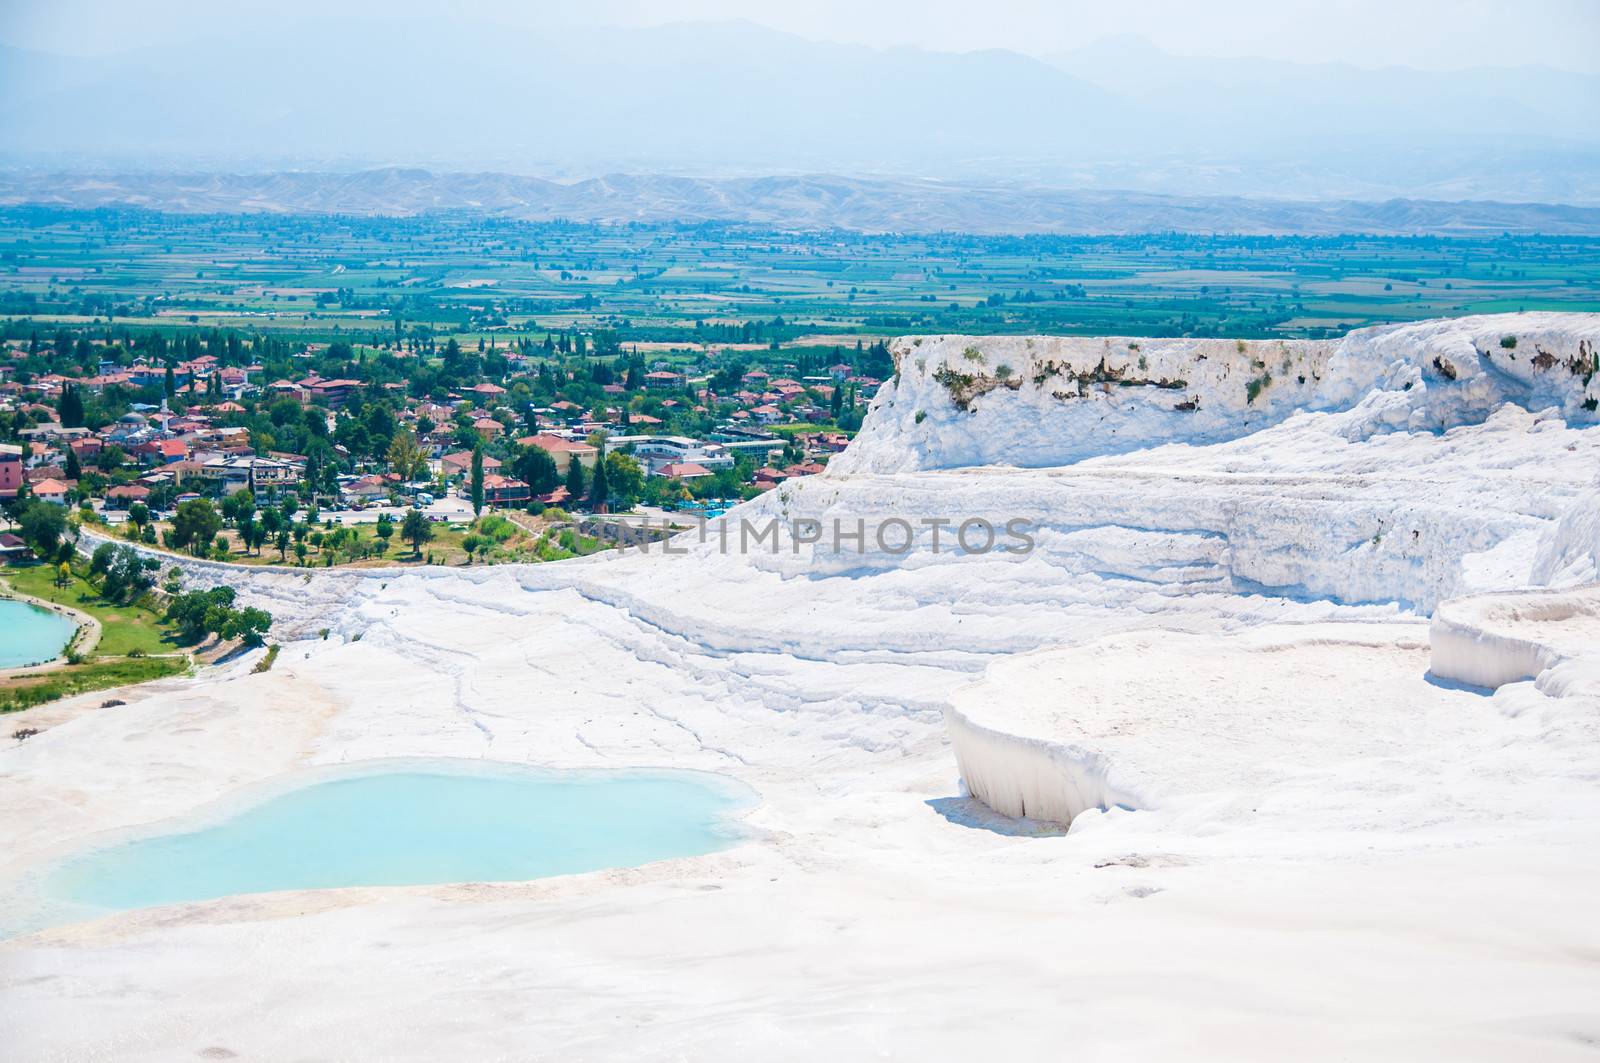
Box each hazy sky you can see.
[3,0,1596,71]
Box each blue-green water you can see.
[0,598,78,668]
[15,762,753,932]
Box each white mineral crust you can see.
[3,313,1598,1060]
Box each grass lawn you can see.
[153,512,604,568]
[1,656,188,714]
[2,560,191,713]
[1,562,179,657]
[770,422,856,437]
[145,519,431,568]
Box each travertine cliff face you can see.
[830,313,1600,473]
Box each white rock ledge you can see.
[1430,584,1600,698]
[944,700,1142,824]
[946,622,1481,827]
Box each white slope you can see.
[1432,585,1600,697]
[832,312,1600,473]
[2,313,1599,1061]
[947,606,1600,824]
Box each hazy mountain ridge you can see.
[4,169,1600,235]
[1050,34,1600,140]
[1,20,1596,202]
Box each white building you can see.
[608,435,736,477]
[204,456,298,494]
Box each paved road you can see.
[311,493,476,527]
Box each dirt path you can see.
[2,639,238,747]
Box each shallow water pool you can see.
[0,598,78,668]
[11,761,754,934]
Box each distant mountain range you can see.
[4,169,1599,236]
[1,19,1597,203]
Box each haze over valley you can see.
[3,3,1599,1060]
[3,15,1597,203]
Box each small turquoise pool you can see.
[0,598,78,669]
[10,761,754,934]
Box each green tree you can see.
[101,545,153,602]
[564,454,585,500]
[221,489,256,527]
[605,451,645,510]
[588,441,610,509]
[19,501,68,555]
[239,515,265,555]
[89,541,116,578]
[166,585,237,640]
[361,403,397,459]
[401,507,433,558]
[513,445,558,495]
[469,445,485,516]
[385,429,426,481]
[169,498,223,556]
[374,516,394,554]
[223,606,273,646]
[64,448,82,481]
[59,385,85,428]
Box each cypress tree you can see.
[588,442,609,510]
[469,444,485,516]
[59,384,85,428]
[564,452,585,501]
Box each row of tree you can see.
[87,542,159,603]
[165,586,272,646]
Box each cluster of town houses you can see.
[1,344,875,515]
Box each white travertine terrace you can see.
[945,624,1441,824]
[5,313,1600,1059]
[949,600,1600,827]
[1431,586,1600,698]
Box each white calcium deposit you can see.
[3,312,1599,1061]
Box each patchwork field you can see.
[5,210,1600,356]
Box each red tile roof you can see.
[517,433,596,454]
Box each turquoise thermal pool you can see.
[0,599,78,669]
[9,761,754,934]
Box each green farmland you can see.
[4,209,1598,352]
